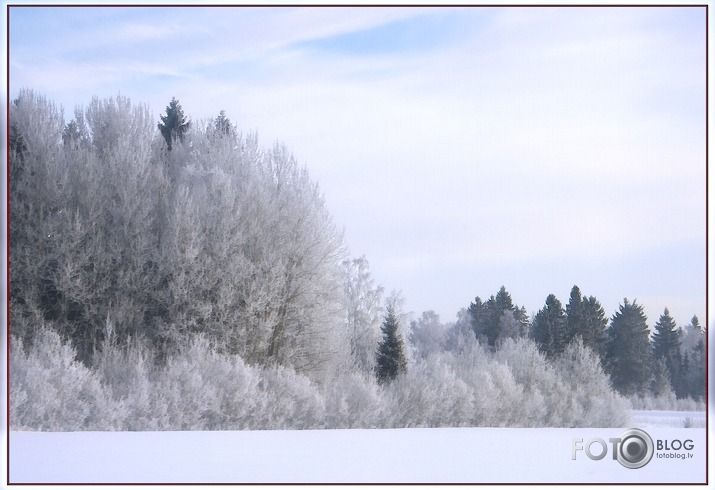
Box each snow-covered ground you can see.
[629,409,706,428]
[9,412,707,484]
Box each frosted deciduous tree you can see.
[409,310,446,359]
[341,256,384,375]
[554,338,629,427]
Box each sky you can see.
[7,4,707,328]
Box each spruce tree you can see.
[158,97,190,151]
[605,299,653,396]
[652,308,681,392]
[580,295,609,360]
[375,304,406,384]
[565,286,608,358]
[565,285,585,346]
[213,110,233,136]
[678,315,705,400]
[532,293,567,359]
[468,286,525,347]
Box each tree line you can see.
[460,285,705,400]
[9,90,705,431]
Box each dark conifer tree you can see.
[605,299,653,396]
[468,286,525,347]
[532,293,567,359]
[375,304,407,384]
[565,285,585,346]
[565,286,608,358]
[652,308,681,391]
[158,97,190,151]
[213,110,233,136]
[580,295,609,359]
[682,338,705,400]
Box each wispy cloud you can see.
[8,5,705,324]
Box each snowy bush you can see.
[323,373,384,429]
[628,394,705,412]
[155,336,266,431]
[494,338,629,427]
[383,354,474,428]
[10,329,110,431]
[554,339,630,427]
[258,365,326,430]
[11,327,632,431]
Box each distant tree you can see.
[532,294,567,359]
[677,315,705,400]
[650,357,674,398]
[605,299,653,396]
[376,303,407,384]
[213,110,233,137]
[565,287,609,360]
[468,286,527,347]
[652,308,681,391]
[409,310,446,359]
[341,256,384,374]
[9,123,26,162]
[158,97,190,151]
[580,295,609,359]
[687,339,705,400]
[565,286,585,345]
[62,120,81,149]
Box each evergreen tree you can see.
[565,285,585,345]
[652,308,681,392]
[468,286,526,347]
[580,295,609,359]
[531,293,567,359]
[158,97,190,151]
[375,304,407,384]
[675,315,704,399]
[680,338,705,401]
[213,110,233,136]
[605,299,653,396]
[650,357,674,398]
[565,286,608,359]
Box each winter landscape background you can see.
[7,4,707,484]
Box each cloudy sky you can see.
[9,5,706,327]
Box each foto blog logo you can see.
[572,428,654,469]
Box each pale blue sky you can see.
[8,5,707,327]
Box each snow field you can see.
[9,423,706,484]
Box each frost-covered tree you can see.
[554,338,629,427]
[531,294,567,359]
[10,91,347,376]
[341,256,384,375]
[605,299,653,396]
[10,90,69,346]
[376,302,407,384]
[409,310,446,359]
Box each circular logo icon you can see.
[617,429,654,469]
